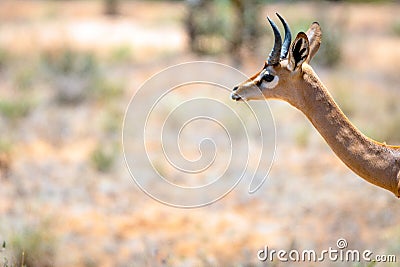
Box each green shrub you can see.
[7,224,57,267]
[186,0,262,56]
[0,99,32,120]
[101,107,124,135]
[392,20,400,36]
[14,67,36,91]
[90,144,117,172]
[90,78,124,102]
[41,48,99,104]
[0,140,12,155]
[41,48,97,76]
[109,45,133,63]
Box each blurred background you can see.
[0,0,399,266]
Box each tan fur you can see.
[233,25,400,197]
[305,22,322,63]
[300,64,400,197]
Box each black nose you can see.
[233,86,238,91]
[231,93,242,101]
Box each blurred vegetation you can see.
[0,141,11,179]
[0,140,12,156]
[185,0,344,67]
[103,0,120,16]
[0,1,398,266]
[108,44,134,63]
[101,106,124,134]
[331,80,356,118]
[90,78,124,102]
[392,20,400,36]
[185,0,263,62]
[0,47,9,70]
[295,126,311,148]
[314,29,342,67]
[39,47,127,105]
[41,48,97,75]
[13,67,36,92]
[90,143,118,172]
[0,99,33,121]
[380,112,400,144]
[4,224,57,267]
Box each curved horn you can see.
[276,13,292,59]
[267,17,282,65]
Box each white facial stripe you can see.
[244,80,255,88]
[253,76,261,84]
[261,75,279,89]
[255,69,267,83]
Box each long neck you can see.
[294,64,400,197]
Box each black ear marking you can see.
[293,38,303,53]
[289,32,309,71]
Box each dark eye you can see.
[263,73,275,82]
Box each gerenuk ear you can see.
[288,32,309,72]
[305,22,322,63]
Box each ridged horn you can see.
[267,17,282,65]
[276,13,292,59]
